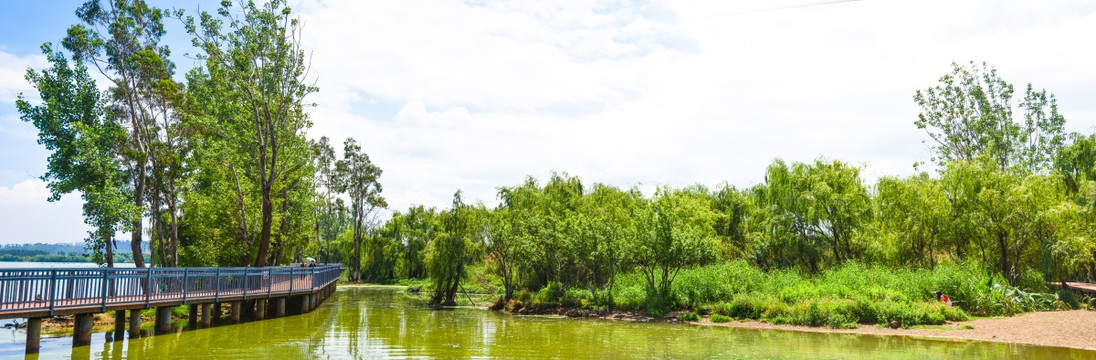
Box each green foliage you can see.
[17,42,136,267]
[914,61,1065,172]
[680,313,700,322]
[750,158,871,273]
[710,314,731,323]
[634,186,720,312]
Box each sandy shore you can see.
[684,310,1096,351]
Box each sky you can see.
[1,0,1096,245]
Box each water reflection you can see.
[5,286,1095,359]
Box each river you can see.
[3,286,1093,359]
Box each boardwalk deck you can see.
[1064,282,1096,294]
[0,265,340,320]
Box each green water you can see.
[9,286,1096,359]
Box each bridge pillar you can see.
[212,302,222,322]
[275,297,286,317]
[300,294,310,313]
[255,299,266,320]
[128,310,142,338]
[73,313,94,346]
[25,317,41,354]
[230,301,241,323]
[113,310,126,340]
[155,307,173,334]
[188,304,199,328]
[200,303,212,327]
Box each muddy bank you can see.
[493,300,1096,351]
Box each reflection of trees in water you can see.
[50,288,1095,359]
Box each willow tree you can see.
[183,0,317,266]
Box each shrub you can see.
[1056,289,1080,310]
[711,314,732,323]
[680,313,700,322]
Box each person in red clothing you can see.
[935,291,952,307]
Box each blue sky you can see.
[3,0,1096,245]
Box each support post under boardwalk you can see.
[155,307,173,334]
[212,302,222,322]
[188,304,199,328]
[255,299,266,320]
[25,317,41,355]
[113,310,126,341]
[73,313,94,346]
[128,310,142,338]
[275,297,286,317]
[230,302,241,323]
[300,294,310,313]
[200,303,212,327]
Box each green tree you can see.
[334,138,385,281]
[1054,132,1096,195]
[17,44,136,268]
[914,61,1065,172]
[633,186,719,311]
[182,0,318,266]
[427,191,478,306]
[874,174,949,268]
[61,0,182,268]
[755,159,870,272]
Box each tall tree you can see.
[17,44,136,268]
[312,136,338,263]
[633,186,719,312]
[61,0,181,268]
[334,138,385,280]
[183,0,318,266]
[914,61,1065,173]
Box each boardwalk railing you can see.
[0,264,340,317]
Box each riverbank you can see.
[690,309,1096,351]
[503,303,1096,351]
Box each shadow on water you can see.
[5,286,1096,359]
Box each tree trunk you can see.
[168,179,179,267]
[255,185,274,267]
[105,237,114,268]
[998,231,1010,282]
[131,162,146,268]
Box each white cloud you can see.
[0,178,89,244]
[294,0,1096,214]
[0,51,45,104]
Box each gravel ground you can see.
[694,310,1096,351]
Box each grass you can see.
[603,260,1068,328]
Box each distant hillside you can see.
[0,243,150,263]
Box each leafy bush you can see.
[711,314,731,323]
[680,313,700,322]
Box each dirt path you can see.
[690,310,1096,351]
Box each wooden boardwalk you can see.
[1064,282,1096,294]
[0,264,340,320]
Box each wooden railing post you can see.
[242,268,248,300]
[182,268,189,303]
[100,269,108,311]
[267,268,273,298]
[47,269,56,316]
[215,268,221,303]
[145,267,153,307]
[289,267,294,295]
